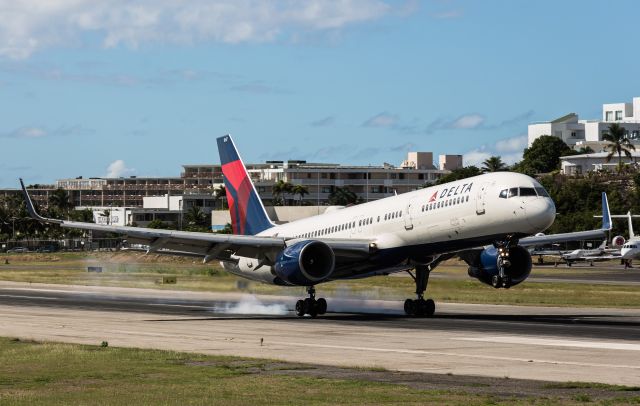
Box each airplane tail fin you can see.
[217,135,274,236]
[601,192,612,231]
[627,211,635,238]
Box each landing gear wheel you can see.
[316,298,327,315]
[501,276,511,289]
[491,275,501,288]
[404,299,415,316]
[294,287,326,318]
[295,300,305,317]
[403,298,435,317]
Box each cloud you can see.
[105,160,135,178]
[495,135,527,153]
[463,134,528,167]
[0,0,402,59]
[450,114,485,129]
[229,80,289,94]
[310,116,335,127]
[431,9,463,19]
[426,110,533,134]
[1,125,94,138]
[363,112,398,128]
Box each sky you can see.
[1,0,640,187]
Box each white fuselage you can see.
[621,238,640,259]
[223,172,556,284]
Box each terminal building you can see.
[528,96,640,150]
[2,151,461,227]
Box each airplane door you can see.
[476,183,489,215]
[404,203,414,230]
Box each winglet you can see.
[628,211,635,238]
[601,192,611,231]
[19,178,62,225]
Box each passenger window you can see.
[377,216,380,222]
[508,188,518,198]
[499,189,508,199]
[466,196,469,202]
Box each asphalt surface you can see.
[1,285,639,341]
[1,282,639,385]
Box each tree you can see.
[514,135,573,175]
[147,219,174,229]
[48,188,74,218]
[291,184,309,205]
[603,123,635,172]
[481,156,507,173]
[184,206,209,231]
[435,166,482,185]
[214,185,227,209]
[576,146,595,154]
[272,180,293,206]
[328,187,358,205]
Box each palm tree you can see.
[272,180,293,206]
[481,156,507,173]
[328,187,358,206]
[603,123,635,172]
[48,188,74,218]
[185,206,208,229]
[214,185,227,209]
[291,184,309,205]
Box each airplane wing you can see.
[19,179,374,264]
[518,192,611,248]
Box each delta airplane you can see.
[20,135,612,318]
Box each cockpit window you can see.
[499,189,508,199]
[508,188,518,198]
[520,187,537,196]
[535,187,549,197]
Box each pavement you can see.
[0,281,639,386]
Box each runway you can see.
[1,281,639,386]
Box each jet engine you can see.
[274,240,336,286]
[466,245,532,288]
[612,235,626,248]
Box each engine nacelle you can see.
[274,240,336,286]
[612,235,626,248]
[467,245,532,288]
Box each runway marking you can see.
[0,294,60,301]
[456,336,640,351]
[267,341,640,370]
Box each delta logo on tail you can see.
[217,136,273,236]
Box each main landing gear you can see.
[295,286,327,318]
[404,265,435,317]
[491,237,517,289]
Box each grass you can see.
[1,252,640,308]
[2,337,639,405]
[0,338,505,405]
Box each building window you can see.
[606,111,613,121]
[571,132,577,138]
[616,110,623,121]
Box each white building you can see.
[528,97,640,149]
[560,151,640,175]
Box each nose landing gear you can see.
[295,286,327,318]
[404,265,435,317]
[491,237,518,289]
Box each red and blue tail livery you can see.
[217,135,274,236]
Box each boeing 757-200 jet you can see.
[20,135,611,317]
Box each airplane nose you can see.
[525,198,556,231]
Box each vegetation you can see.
[328,187,359,205]
[513,135,574,175]
[435,166,481,185]
[271,180,293,205]
[481,156,507,173]
[603,123,636,172]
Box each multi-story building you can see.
[2,151,457,214]
[528,97,640,149]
